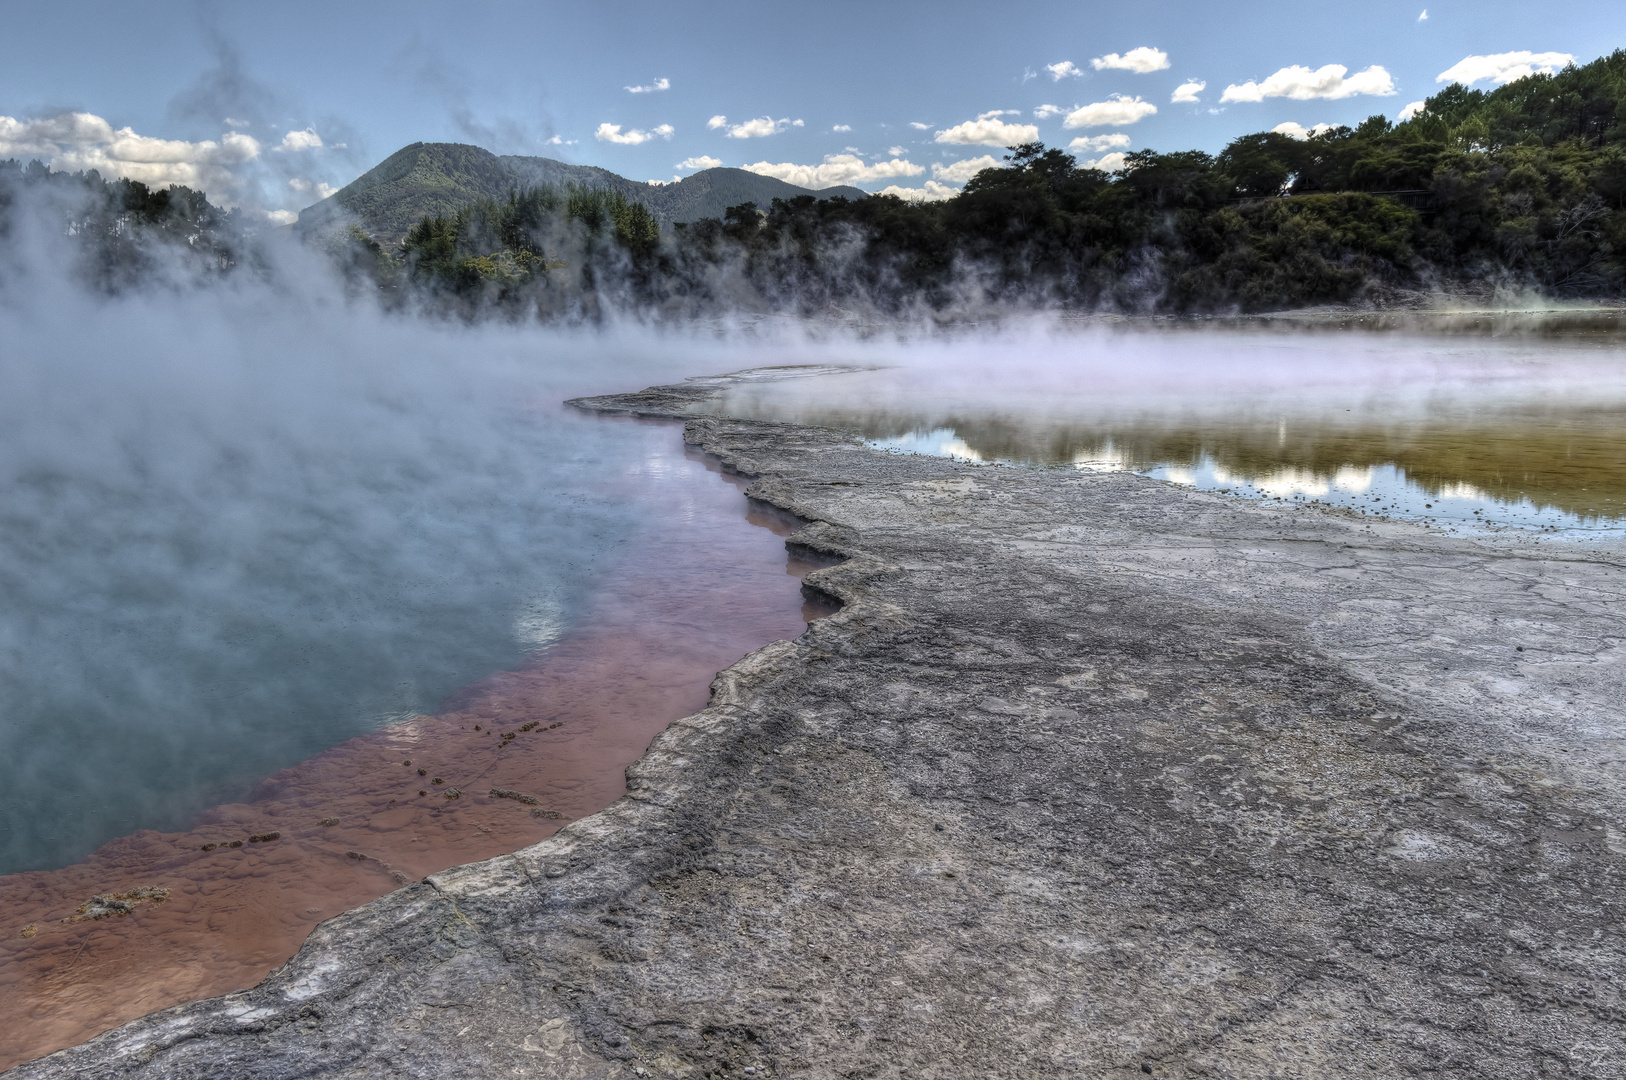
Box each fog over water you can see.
[700,315,1626,534]
[4,192,1623,875]
[0,228,866,874]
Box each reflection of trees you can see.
[762,406,1626,522]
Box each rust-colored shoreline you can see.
[0,443,825,1071]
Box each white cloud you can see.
[1067,133,1131,153]
[265,209,298,225]
[978,109,1021,119]
[0,112,262,199]
[720,116,800,139]
[276,128,323,152]
[742,153,923,190]
[832,123,852,132]
[1091,47,1170,74]
[888,145,906,156]
[1272,121,1336,140]
[1032,104,1064,119]
[909,121,931,130]
[594,122,674,144]
[876,180,960,202]
[934,117,1041,146]
[1398,100,1427,121]
[932,154,1004,183]
[1436,51,1574,86]
[1221,64,1395,102]
[1171,80,1206,104]
[287,178,338,199]
[677,155,724,170]
[1418,8,1428,20]
[625,77,671,94]
[1063,95,1157,128]
[1046,61,1083,81]
[707,115,728,130]
[1081,152,1128,171]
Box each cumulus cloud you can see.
[932,155,1004,183]
[934,117,1041,146]
[1080,152,1128,171]
[274,128,322,153]
[1221,64,1395,102]
[1272,121,1336,140]
[876,180,960,202]
[594,122,674,144]
[742,153,923,190]
[625,77,671,93]
[1091,47,1170,74]
[909,121,931,130]
[707,115,728,130]
[832,123,852,132]
[1067,133,1131,152]
[1046,61,1083,81]
[1063,95,1157,128]
[677,155,724,170]
[1436,51,1575,86]
[1398,100,1427,121]
[287,178,338,199]
[888,145,907,156]
[265,209,298,225]
[1171,80,1206,104]
[0,111,261,199]
[716,116,801,139]
[1032,104,1064,119]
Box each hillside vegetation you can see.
[5,50,1623,316]
[293,142,866,244]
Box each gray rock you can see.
[12,375,1626,1079]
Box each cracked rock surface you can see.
[13,376,1626,1079]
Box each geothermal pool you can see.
[5,310,1625,1067]
[692,312,1626,538]
[0,410,833,1068]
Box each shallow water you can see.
[0,424,831,1069]
[693,315,1626,536]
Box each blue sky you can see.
[0,0,1619,217]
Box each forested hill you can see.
[383,49,1626,315]
[6,50,1624,314]
[292,142,866,243]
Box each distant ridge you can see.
[295,142,869,244]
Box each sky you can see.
[0,0,1619,220]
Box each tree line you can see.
[384,50,1626,316]
[5,49,1624,315]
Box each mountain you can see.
[294,142,869,245]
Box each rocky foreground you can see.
[13,375,1626,1079]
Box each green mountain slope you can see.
[296,142,868,244]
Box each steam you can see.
[3,171,1622,875]
[0,187,854,873]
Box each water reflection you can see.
[691,320,1626,536]
[868,410,1626,531]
